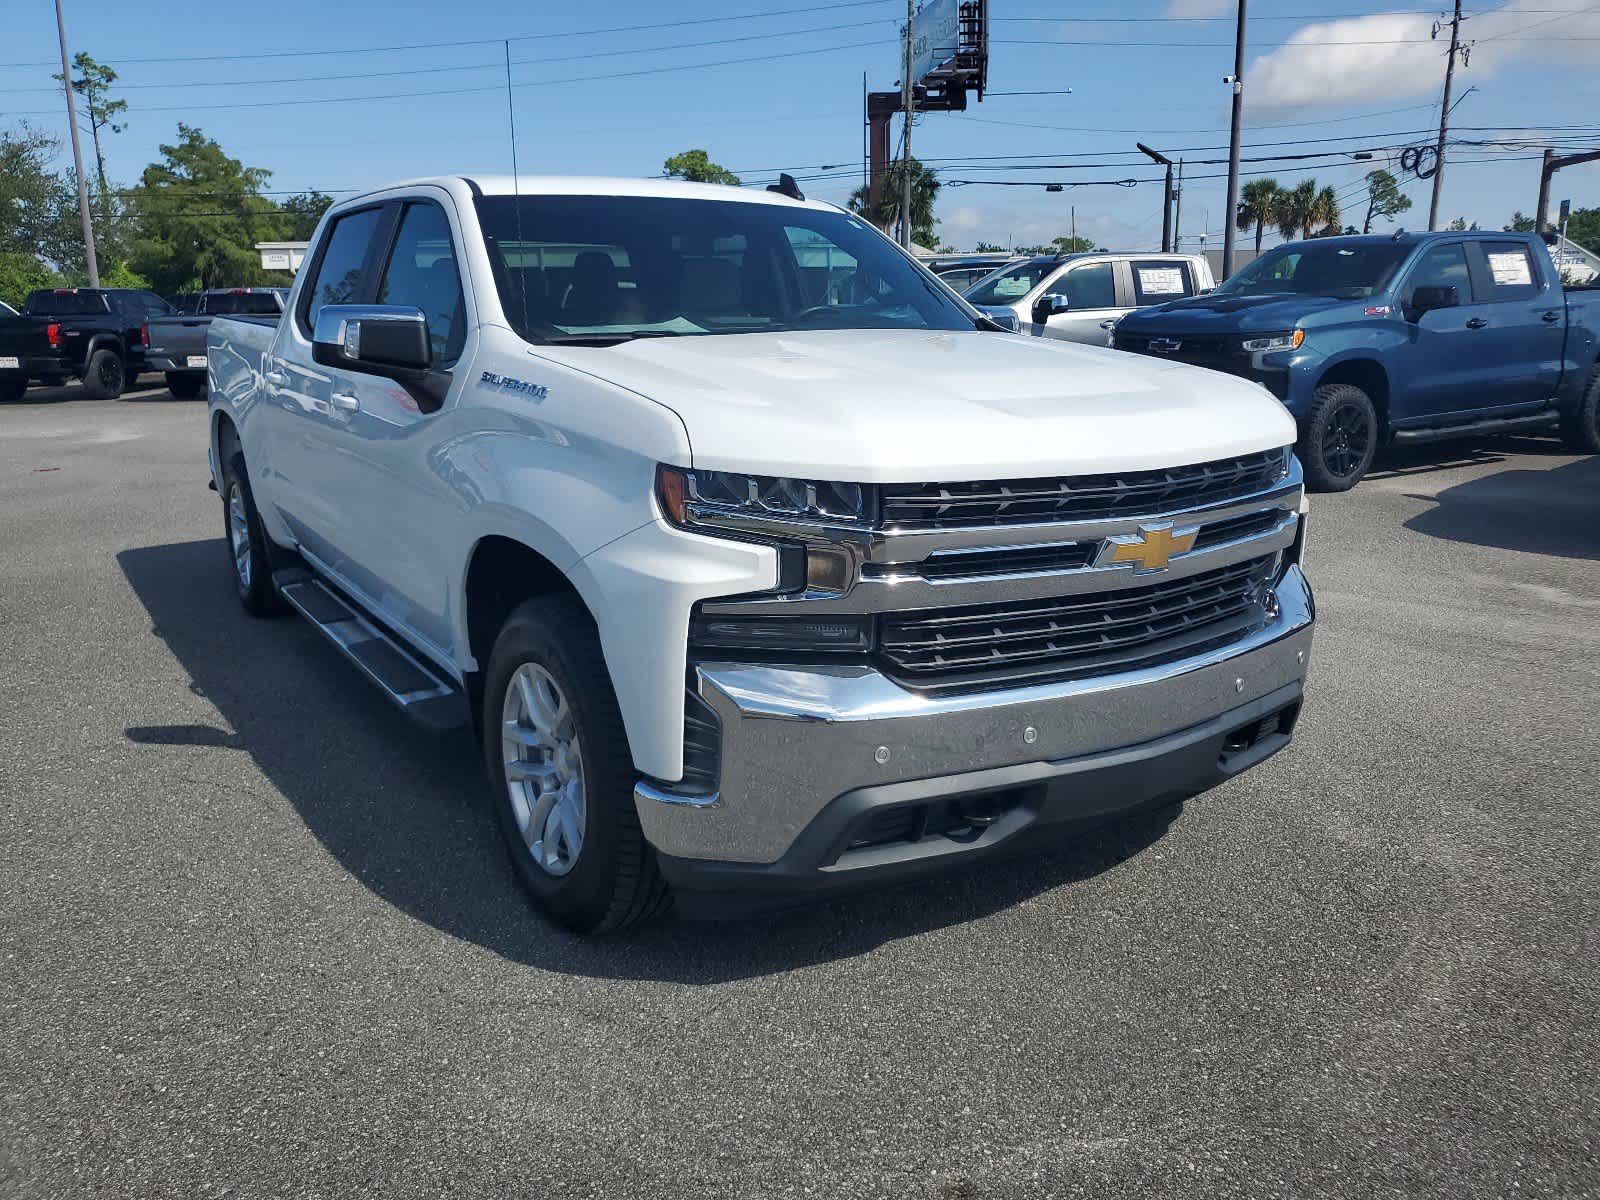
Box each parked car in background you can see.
[205,174,1313,933]
[0,300,17,318]
[167,293,200,315]
[921,253,1022,293]
[147,288,289,398]
[964,251,1216,343]
[1112,231,1600,490]
[0,287,172,401]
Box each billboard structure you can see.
[865,0,989,227]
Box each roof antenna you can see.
[766,173,805,201]
[504,39,530,334]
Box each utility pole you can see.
[900,0,915,248]
[1427,0,1464,232]
[1221,0,1248,279]
[1136,143,1174,252]
[1174,159,1184,250]
[54,0,99,288]
[1536,146,1600,232]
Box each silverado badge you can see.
[1095,523,1200,574]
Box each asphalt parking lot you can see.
[3,380,1598,1199]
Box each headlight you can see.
[656,465,869,527]
[1241,330,1305,353]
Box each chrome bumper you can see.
[636,564,1314,865]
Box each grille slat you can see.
[877,557,1273,692]
[880,449,1287,530]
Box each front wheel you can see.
[482,595,669,934]
[165,372,205,400]
[80,348,126,400]
[1559,370,1600,454]
[1301,382,1379,492]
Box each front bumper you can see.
[638,563,1313,896]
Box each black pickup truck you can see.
[145,288,287,398]
[0,287,174,402]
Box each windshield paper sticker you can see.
[1139,267,1185,295]
[480,371,548,400]
[1487,252,1532,286]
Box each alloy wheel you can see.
[1321,400,1372,480]
[501,663,586,876]
[228,483,252,589]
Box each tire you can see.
[219,449,286,618]
[165,372,205,400]
[0,379,25,403]
[482,595,669,934]
[1559,369,1600,454]
[80,348,126,400]
[1300,382,1380,492]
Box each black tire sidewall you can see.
[0,379,25,403]
[82,349,125,400]
[481,597,641,933]
[1564,371,1600,454]
[166,373,204,400]
[220,451,284,617]
[1303,384,1379,492]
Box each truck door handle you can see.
[330,392,360,414]
[1465,317,1488,330]
[1099,319,1117,329]
[1541,311,1561,323]
[264,370,288,387]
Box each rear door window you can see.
[1469,240,1542,302]
[1130,260,1195,306]
[301,206,384,334]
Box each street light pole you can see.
[1221,0,1248,279]
[900,0,915,248]
[53,0,99,288]
[1136,143,1174,252]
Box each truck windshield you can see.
[201,292,281,315]
[474,194,976,342]
[1216,242,1411,300]
[23,290,109,316]
[963,261,1056,305]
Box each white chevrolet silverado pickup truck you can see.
[206,175,1314,933]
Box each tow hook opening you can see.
[1219,701,1301,766]
[841,787,1033,857]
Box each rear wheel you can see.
[482,595,669,934]
[1559,370,1600,454]
[0,379,25,403]
[219,450,286,618]
[165,372,204,400]
[80,348,126,400]
[1301,382,1379,492]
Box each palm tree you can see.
[1236,179,1282,253]
[1276,179,1342,241]
[1310,186,1342,238]
[849,157,941,247]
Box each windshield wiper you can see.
[539,330,688,346]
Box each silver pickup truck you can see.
[146,288,286,397]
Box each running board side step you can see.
[1390,410,1559,444]
[272,567,470,731]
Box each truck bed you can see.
[206,315,278,405]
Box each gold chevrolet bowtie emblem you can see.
[1096,523,1200,574]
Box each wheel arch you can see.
[1315,357,1390,432]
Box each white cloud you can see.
[1249,2,1600,115]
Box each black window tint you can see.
[1131,260,1194,305]
[377,203,465,364]
[1475,241,1540,302]
[1406,242,1471,302]
[1060,262,1116,309]
[202,292,283,316]
[305,208,382,331]
[22,290,108,315]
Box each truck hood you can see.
[534,329,1296,481]
[1118,292,1360,334]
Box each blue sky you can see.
[3,0,1597,253]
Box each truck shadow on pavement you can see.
[1402,453,1600,561]
[118,538,1180,983]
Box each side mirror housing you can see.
[311,304,450,411]
[1406,284,1459,321]
[1032,292,1071,323]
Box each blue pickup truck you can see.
[1112,231,1600,489]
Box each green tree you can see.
[1276,180,1341,241]
[1051,235,1094,254]
[0,252,59,308]
[848,157,941,248]
[662,149,741,186]
[52,53,127,199]
[0,124,84,274]
[1360,170,1411,233]
[279,190,335,240]
[974,241,1006,253]
[128,124,286,294]
[1567,207,1600,254]
[1236,178,1282,253]
[1446,216,1480,232]
[1504,211,1536,232]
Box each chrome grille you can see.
[877,556,1274,692]
[878,449,1289,530]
